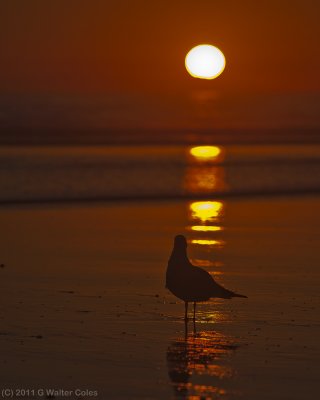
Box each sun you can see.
[185,44,226,80]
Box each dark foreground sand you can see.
[0,196,319,399]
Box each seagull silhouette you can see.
[166,234,247,320]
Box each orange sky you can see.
[0,0,319,132]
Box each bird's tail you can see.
[231,292,248,299]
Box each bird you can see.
[166,234,247,320]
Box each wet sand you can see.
[0,196,319,399]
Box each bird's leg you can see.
[184,301,188,321]
[184,318,188,340]
[193,302,197,335]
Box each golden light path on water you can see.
[188,201,225,248]
[174,145,237,399]
[190,201,224,222]
[191,239,224,246]
[190,145,221,160]
[185,145,226,195]
[167,331,238,398]
[191,225,222,232]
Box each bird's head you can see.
[173,234,187,250]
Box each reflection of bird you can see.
[166,326,238,399]
[166,235,247,320]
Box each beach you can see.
[0,191,319,399]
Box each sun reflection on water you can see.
[167,330,238,399]
[187,200,225,268]
[191,239,224,247]
[173,146,236,397]
[185,166,226,193]
[191,225,222,232]
[189,146,222,161]
[190,259,224,268]
[185,145,226,196]
[190,201,224,223]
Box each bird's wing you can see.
[191,266,236,299]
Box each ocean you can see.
[0,143,320,204]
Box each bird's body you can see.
[166,235,247,319]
